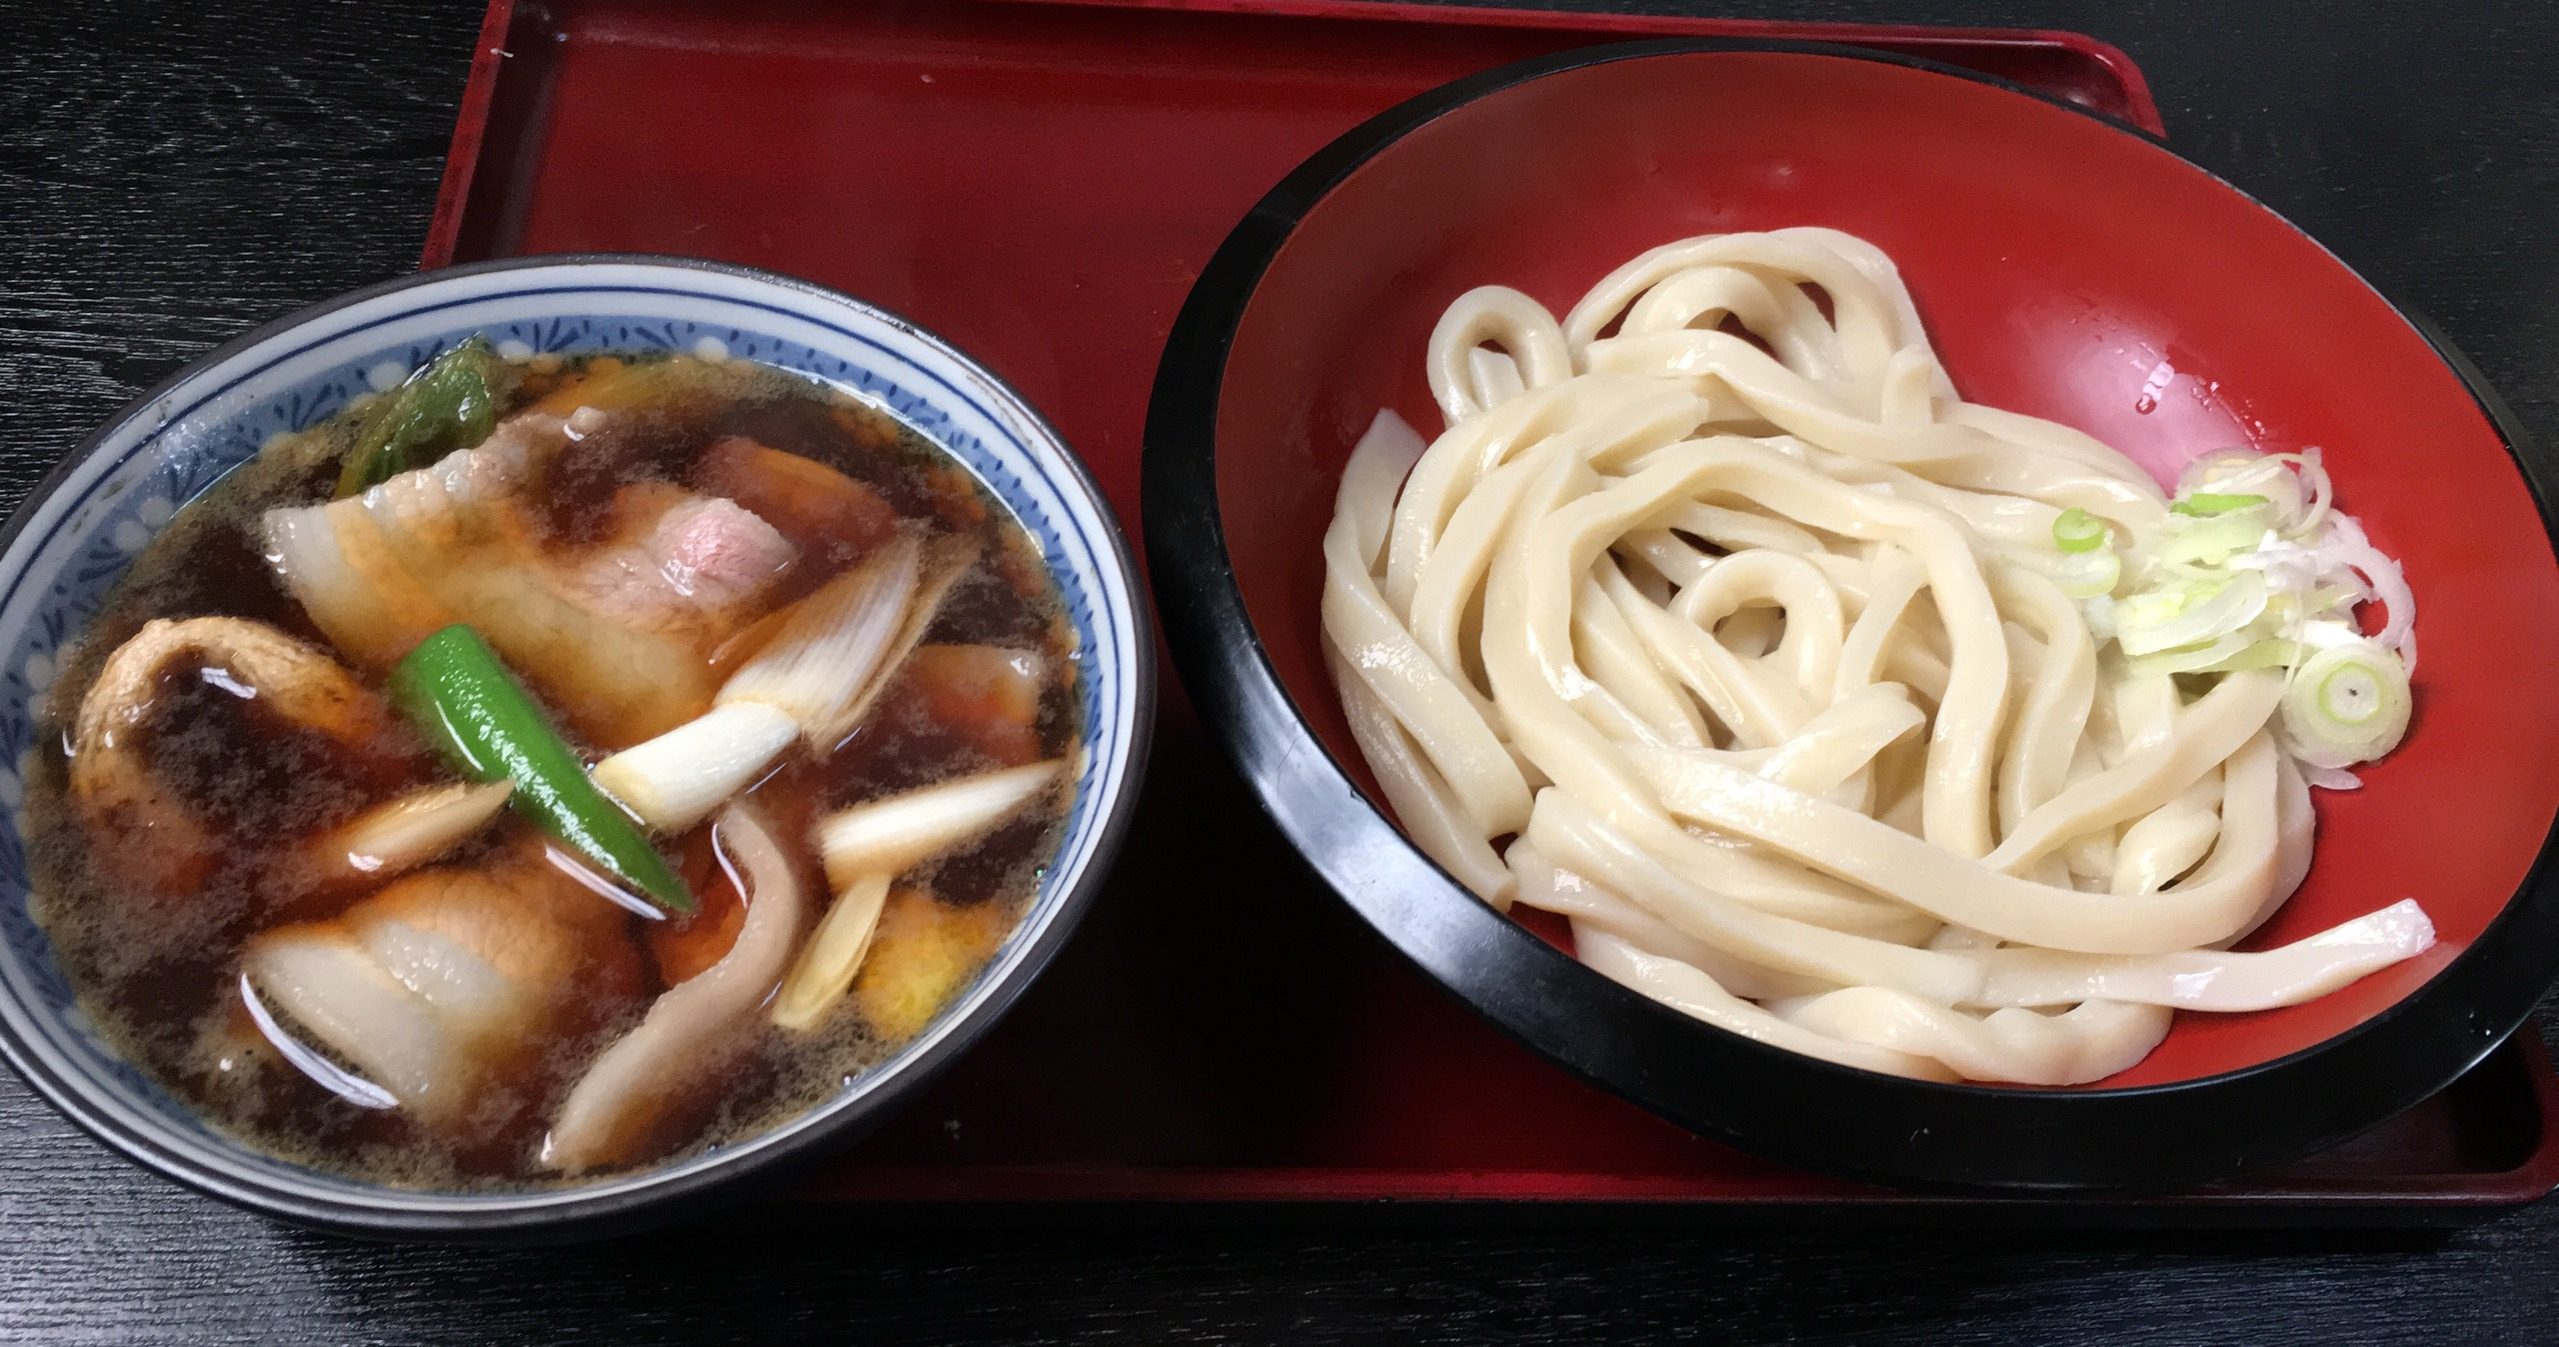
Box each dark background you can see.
[4,1,2557,1342]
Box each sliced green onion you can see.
[2278,640,2413,769]
[2175,448,2271,497]
[2049,548,2121,600]
[2170,491,2269,517]
[2051,448,2409,773]
[2286,584,2362,623]
[2294,616,2370,651]
[2123,635,2301,680]
[388,625,692,913]
[335,338,514,498]
[2306,648,2403,727]
[2052,507,2107,554]
[2278,451,2335,539]
[2218,637,2306,672]
[2114,571,2270,657]
[2114,578,2212,630]
[2153,506,2272,566]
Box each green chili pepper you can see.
[335,337,512,498]
[388,625,693,913]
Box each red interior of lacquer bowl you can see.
[1213,49,2559,1088]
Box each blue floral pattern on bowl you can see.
[0,258,1150,1229]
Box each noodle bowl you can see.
[1321,228,2432,1085]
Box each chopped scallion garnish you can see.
[2278,641,2412,769]
[2169,491,2269,517]
[2052,507,2107,554]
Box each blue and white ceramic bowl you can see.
[0,256,1152,1240]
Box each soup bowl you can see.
[1144,39,2559,1190]
[0,256,1152,1238]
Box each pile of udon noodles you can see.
[1321,228,2433,1084]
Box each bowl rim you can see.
[0,252,1156,1240]
[1142,36,2559,1191]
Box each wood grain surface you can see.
[5,1,2559,1342]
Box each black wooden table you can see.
[5,1,2558,1341]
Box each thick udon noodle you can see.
[1321,228,2430,1084]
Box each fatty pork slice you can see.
[243,843,647,1132]
[263,417,799,746]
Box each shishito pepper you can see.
[335,337,513,497]
[388,625,693,913]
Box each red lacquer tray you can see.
[422,0,2559,1223]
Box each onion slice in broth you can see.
[544,803,806,1173]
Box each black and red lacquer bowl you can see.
[1143,39,2559,1191]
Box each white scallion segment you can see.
[2177,448,2277,498]
[590,533,979,835]
[817,760,1064,890]
[312,780,514,881]
[770,872,893,1032]
[591,703,800,834]
[2279,639,2413,770]
[721,533,922,751]
[803,537,980,751]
